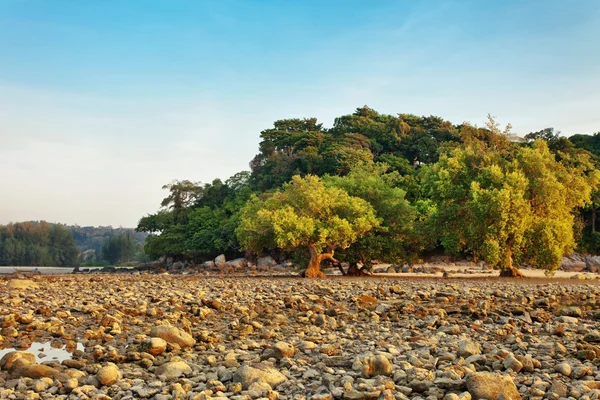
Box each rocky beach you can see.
[2,274,600,400]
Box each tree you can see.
[323,164,417,274]
[424,138,599,275]
[236,175,379,277]
[161,180,203,223]
[101,232,137,265]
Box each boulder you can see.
[150,325,196,348]
[503,354,523,373]
[142,337,168,356]
[7,279,39,290]
[362,354,392,377]
[97,364,121,386]
[233,363,287,389]
[257,256,277,268]
[458,339,481,358]
[11,364,67,381]
[215,254,226,267]
[466,372,521,400]
[154,361,191,379]
[273,341,295,359]
[555,362,571,376]
[230,258,249,268]
[0,351,36,371]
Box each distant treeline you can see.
[0,222,148,267]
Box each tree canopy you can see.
[236,175,379,277]
[136,106,600,276]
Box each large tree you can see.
[424,138,599,275]
[236,175,379,277]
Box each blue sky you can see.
[1,0,599,226]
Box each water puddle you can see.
[0,341,85,363]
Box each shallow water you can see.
[0,266,108,275]
[0,341,85,363]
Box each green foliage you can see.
[424,132,600,272]
[137,173,253,261]
[324,164,418,267]
[137,106,600,271]
[100,231,143,265]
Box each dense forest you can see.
[137,107,600,276]
[0,222,147,267]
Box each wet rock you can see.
[0,351,36,371]
[11,364,67,381]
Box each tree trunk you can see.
[593,208,597,234]
[499,247,525,278]
[304,245,336,278]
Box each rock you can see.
[458,340,481,358]
[96,364,121,386]
[233,363,287,389]
[257,256,277,268]
[0,351,36,371]
[572,365,592,379]
[7,279,39,290]
[362,354,392,377]
[465,372,521,400]
[554,362,571,376]
[215,254,226,267]
[150,325,196,348]
[230,258,249,268]
[11,364,67,381]
[558,306,583,317]
[503,354,523,373]
[273,341,295,359]
[154,361,191,379]
[142,337,168,356]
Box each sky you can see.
[1,0,599,227]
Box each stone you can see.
[155,361,192,379]
[11,364,67,381]
[257,256,277,268]
[362,354,392,377]
[273,341,295,359]
[458,340,481,358]
[7,279,39,290]
[215,254,226,267]
[150,325,196,348]
[96,364,121,386]
[554,362,571,376]
[503,354,523,373]
[142,337,168,356]
[233,363,287,389]
[0,351,36,371]
[465,372,521,400]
